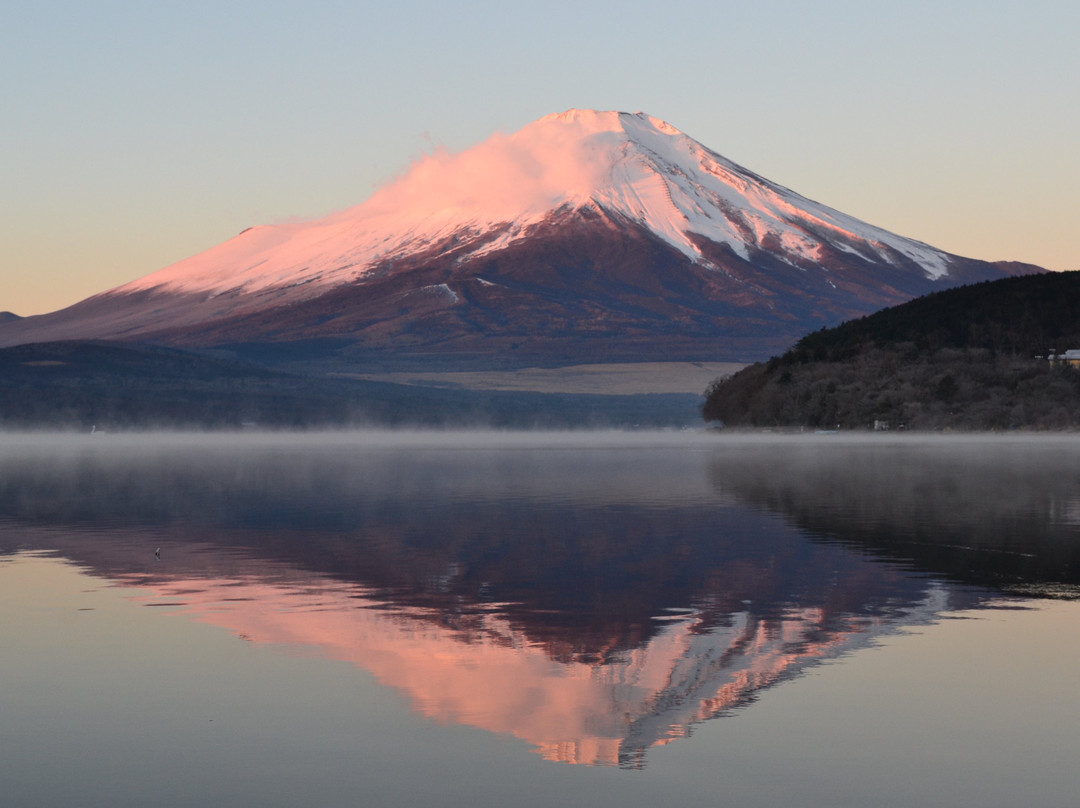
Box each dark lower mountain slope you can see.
[1,110,1047,372]
[0,208,1038,371]
[702,271,1080,430]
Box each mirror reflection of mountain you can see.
[0,433,1018,767]
[706,436,1080,597]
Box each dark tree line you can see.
[703,271,1080,430]
[0,340,699,430]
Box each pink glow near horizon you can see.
[7,3,1077,318]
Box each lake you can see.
[2,431,1079,807]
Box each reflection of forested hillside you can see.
[707,437,1080,596]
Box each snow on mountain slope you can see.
[114,109,951,309]
[0,110,1037,362]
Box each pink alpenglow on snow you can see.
[0,110,1037,360]
[117,109,951,305]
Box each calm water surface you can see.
[1,431,1079,807]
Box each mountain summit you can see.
[0,110,1039,364]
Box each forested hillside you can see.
[703,271,1080,430]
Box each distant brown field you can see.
[335,362,744,395]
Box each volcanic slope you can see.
[0,110,1038,367]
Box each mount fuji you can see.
[0,110,1039,366]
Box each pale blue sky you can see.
[4,0,1077,314]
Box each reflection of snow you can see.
[124,568,946,768]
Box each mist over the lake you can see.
[3,430,1079,803]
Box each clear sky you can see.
[4,0,1077,316]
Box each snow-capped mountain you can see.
[0,110,1039,363]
